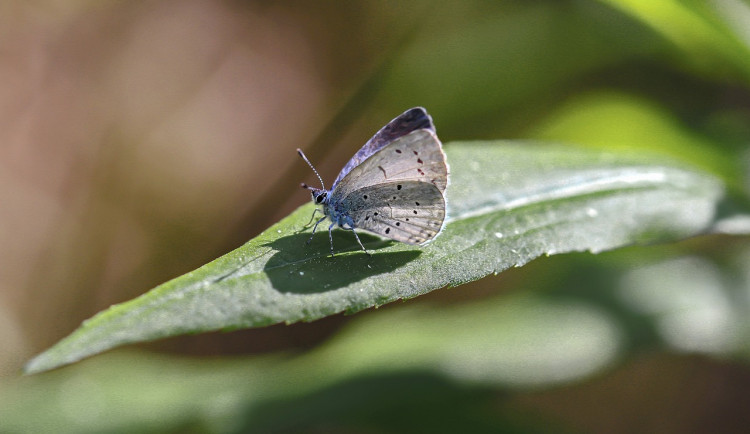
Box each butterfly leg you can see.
[306,216,327,245]
[303,208,322,228]
[347,228,371,257]
[328,223,336,257]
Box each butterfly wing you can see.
[331,127,448,245]
[332,128,448,198]
[339,181,446,245]
[332,107,435,189]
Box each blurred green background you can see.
[2,0,750,432]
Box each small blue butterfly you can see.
[297,107,448,256]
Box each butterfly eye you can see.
[316,193,326,203]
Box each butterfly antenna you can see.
[297,148,326,190]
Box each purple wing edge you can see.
[332,107,436,189]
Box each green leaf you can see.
[25,141,726,374]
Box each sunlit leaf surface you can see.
[25,141,725,374]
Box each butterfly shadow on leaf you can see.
[262,231,421,295]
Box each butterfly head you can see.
[310,188,328,205]
[304,186,329,205]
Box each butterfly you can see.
[297,107,448,256]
